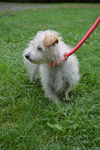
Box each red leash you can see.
[50,16,100,67]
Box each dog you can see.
[23,30,80,103]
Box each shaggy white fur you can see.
[23,30,80,103]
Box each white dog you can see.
[23,30,80,103]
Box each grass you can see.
[0,3,100,150]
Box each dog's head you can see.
[24,30,62,64]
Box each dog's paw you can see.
[64,92,71,101]
[29,77,35,83]
[51,96,59,104]
[46,94,59,104]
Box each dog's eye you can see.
[37,46,43,51]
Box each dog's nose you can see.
[25,54,30,59]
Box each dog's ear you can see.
[43,35,58,47]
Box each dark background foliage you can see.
[0,0,100,3]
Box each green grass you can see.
[0,3,100,150]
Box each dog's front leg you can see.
[44,86,59,103]
[24,59,39,82]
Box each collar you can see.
[49,55,69,67]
